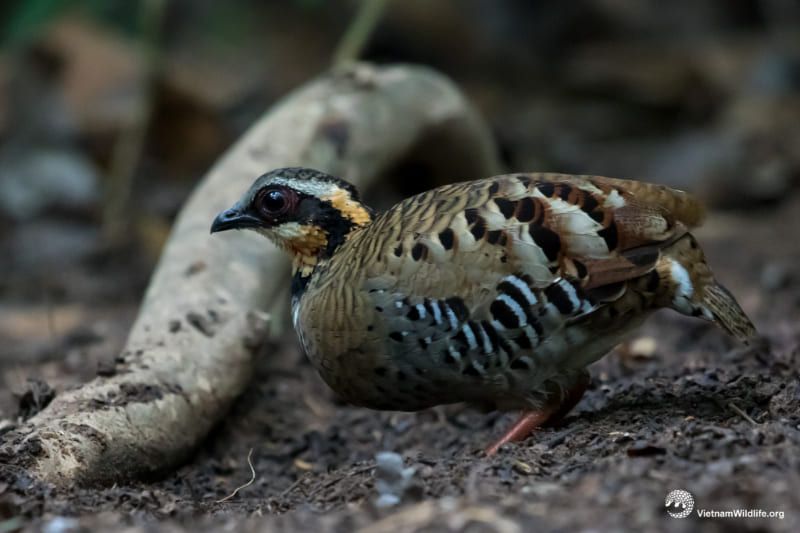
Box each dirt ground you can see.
[2,194,798,531]
[2,2,800,531]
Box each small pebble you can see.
[293,458,313,471]
[513,460,533,475]
[374,451,416,508]
[629,337,657,358]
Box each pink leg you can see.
[484,373,590,456]
[484,410,553,456]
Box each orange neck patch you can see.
[273,188,372,278]
[323,189,372,228]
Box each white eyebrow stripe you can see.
[270,177,341,198]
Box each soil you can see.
[1,194,799,532]
[2,1,799,530]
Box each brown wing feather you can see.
[585,175,705,228]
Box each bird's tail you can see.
[700,282,758,344]
[659,234,758,345]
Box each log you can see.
[0,63,499,486]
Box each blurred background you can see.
[1,0,799,428]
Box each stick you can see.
[728,401,758,426]
[215,448,256,503]
[333,0,390,68]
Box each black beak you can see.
[210,205,262,233]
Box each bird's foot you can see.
[484,373,589,456]
[484,410,552,456]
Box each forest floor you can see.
[3,2,800,531]
[1,195,799,532]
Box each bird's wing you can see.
[339,172,703,306]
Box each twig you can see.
[332,0,389,68]
[215,448,256,503]
[307,465,375,500]
[279,473,309,499]
[727,401,758,426]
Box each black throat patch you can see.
[297,195,372,258]
[289,196,373,299]
[291,269,313,298]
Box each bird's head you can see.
[211,167,373,275]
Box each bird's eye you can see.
[263,190,285,211]
[255,187,294,217]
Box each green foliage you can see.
[0,0,142,48]
[1,0,69,45]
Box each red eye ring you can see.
[255,186,296,218]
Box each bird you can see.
[211,167,757,455]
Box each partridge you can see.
[211,167,757,454]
